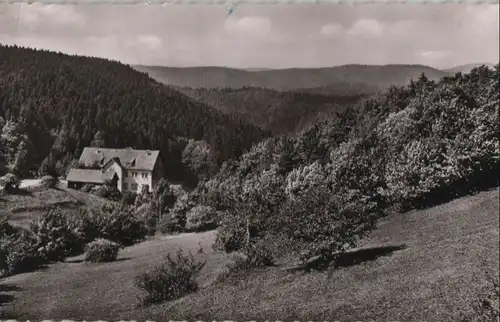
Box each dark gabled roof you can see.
[67,169,105,184]
[79,147,160,171]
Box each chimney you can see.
[147,150,151,155]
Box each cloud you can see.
[385,20,415,37]
[0,4,498,69]
[225,16,273,38]
[347,19,385,38]
[320,23,343,37]
[136,35,162,51]
[18,4,86,29]
[416,50,450,60]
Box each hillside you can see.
[133,64,448,92]
[0,44,270,184]
[196,64,499,271]
[0,63,498,321]
[176,87,368,134]
[444,63,496,74]
[1,185,114,231]
[2,188,498,320]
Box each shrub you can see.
[135,185,152,208]
[0,233,45,277]
[214,242,275,284]
[213,213,247,253]
[30,207,88,261]
[185,205,218,232]
[213,165,287,253]
[84,238,122,263]
[0,218,19,238]
[275,185,382,263]
[157,192,196,234]
[81,184,95,193]
[88,203,148,246]
[0,173,19,194]
[92,183,122,201]
[243,240,275,268]
[213,252,249,284]
[39,175,57,189]
[134,249,205,306]
[135,203,159,236]
[121,191,137,206]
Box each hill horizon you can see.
[133,62,497,72]
[131,62,497,92]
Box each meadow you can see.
[1,187,498,321]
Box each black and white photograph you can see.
[0,2,499,321]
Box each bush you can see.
[157,212,183,234]
[81,184,95,193]
[121,191,137,206]
[88,203,148,246]
[0,218,20,238]
[135,203,159,236]
[277,186,382,263]
[0,233,45,277]
[213,213,247,253]
[157,192,197,234]
[39,175,57,189]
[30,207,88,261]
[185,205,218,232]
[30,205,149,262]
[0,173,19,194]
[92,183,122,201]
[134,249,205,306]
[84,238,122,263]
[243,240,275,268]
[214,242,275,284]
[213,252,249,284]
[135,185,152,208]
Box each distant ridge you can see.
[444,63,496,74]
[243,68,274,72]
[132,64,448,93]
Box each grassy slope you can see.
[1,188,498,320]
[1,186,115,230]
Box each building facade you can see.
[66,147,162,193]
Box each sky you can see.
[0,3,498,69]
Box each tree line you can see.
[0,44,270,185]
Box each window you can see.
[142,172,148,178]
[123,183,128,190]
[143,184,150,192]
[131,183,138,191]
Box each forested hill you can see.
[133,64,448,93]
[444,63,497,74]
[0,44,270,183]
[176,86,368,135]
[200,65,499,257]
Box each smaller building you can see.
[66,168,118,190]
[66,147,162,193]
